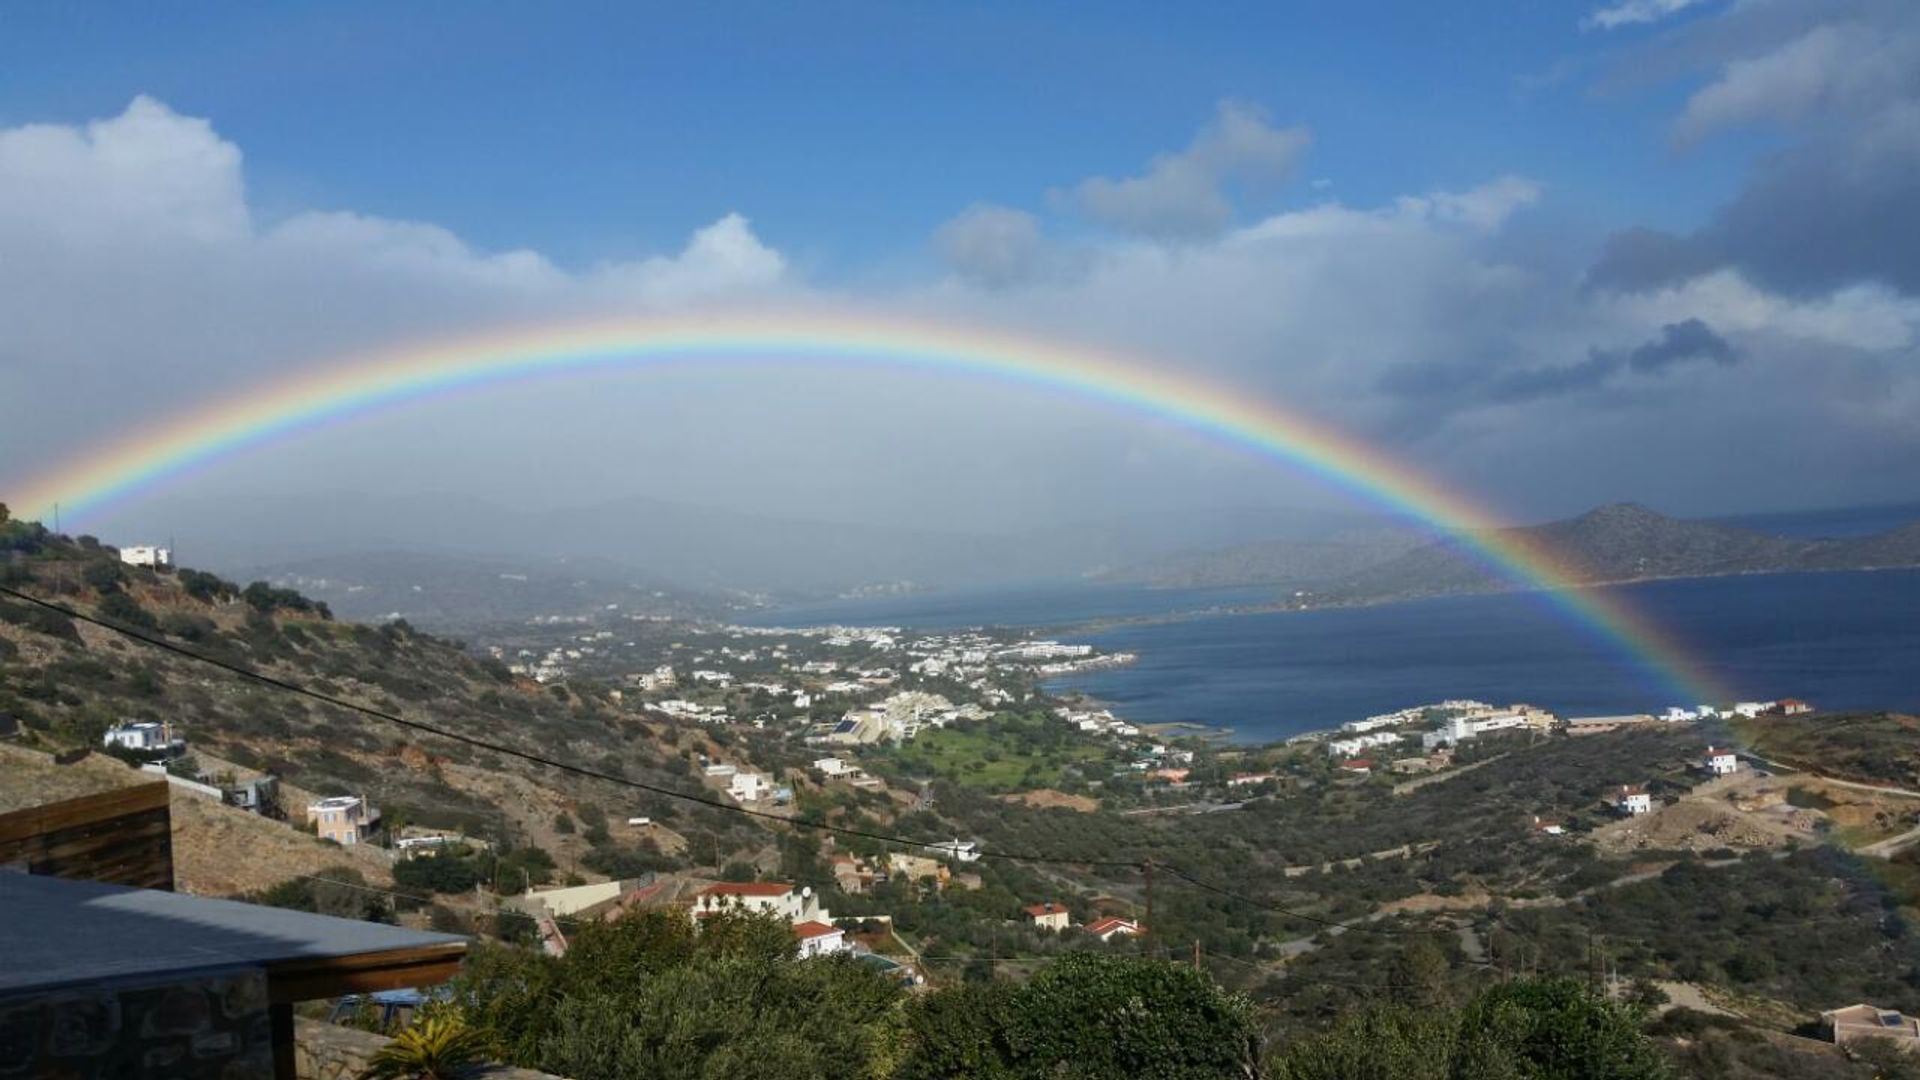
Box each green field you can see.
[880,713,1117,790]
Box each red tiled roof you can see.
[1086,917,1138,936]
[1023,902,1066,917]
[792,920,840,939]
[700,881,794,898]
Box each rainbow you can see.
[3,309,1722,701]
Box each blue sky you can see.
[0,1,1747,269]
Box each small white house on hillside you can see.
[1705,747,1738,776]
[1613,785,1653,816]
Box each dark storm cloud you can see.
[1625,317,1738,373]
[1377,319,1741,407]
[1588,2,1920,298]
[1590,116,1920,297]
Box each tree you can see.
[1268,978,1672,1080]
[449,909,899,1080]
[1004,954,1259,1080]
[1268,1004,1455,1080]
[895,981,1020,1080]
[1389,937,1452,1009]
[394,854,484,894]
[1452,978,1673,1080]
[96,590,157,631]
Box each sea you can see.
[748,506,1920,745]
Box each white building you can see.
[813,757,856,777]
[101,721,181,754]
[1705,746,1739,776]
[118,545,172,569]
[729,771,770,803]
[930,839,981,863]
[693,882,831,925]
[1613,785,1653,816]
[1329,731,1402,757]
[794,920,850,958]
[1421,712,1536,750]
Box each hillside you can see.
[0,517,775,905]
[1732,711,1920,790]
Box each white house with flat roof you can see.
[118,544,171,569]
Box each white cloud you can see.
[592,212,787,301]
[1066,100,1310,240]
[1581,0,1710,32]
[932,204,1045,286]
[0,95,248,245]
[1394,175,1544,231]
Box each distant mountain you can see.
[98,490,1393,594]
[237,550,727,628]
[1099,528,1429,589]
[1323,502,1920,603]
[1097,502,1920,603]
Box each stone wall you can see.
[0,967,271,1079]
[292,1018,562,1080]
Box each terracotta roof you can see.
[1616,784,1648,797]
[1023,902,1066,917]
[1086,917,1138,936]
[699,881,794,898]
[792,920,840,939]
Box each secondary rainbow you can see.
[3,310,1723,702]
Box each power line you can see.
[3,582,1453,943]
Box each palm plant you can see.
[356,1011,495,1080]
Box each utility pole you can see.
[1193,939,1202,973]
[1142,859,1154,944]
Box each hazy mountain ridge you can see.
[1325,502,1920,603]
[239,549,729,627]
[1102,502,1920,603]
[1099,528,1429,588]
[103,489,1393,595]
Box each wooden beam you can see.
[266,943,469,1003]
[0,782,169,842]
[0,782,173,889]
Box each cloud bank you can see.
[1,73,1916,552]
